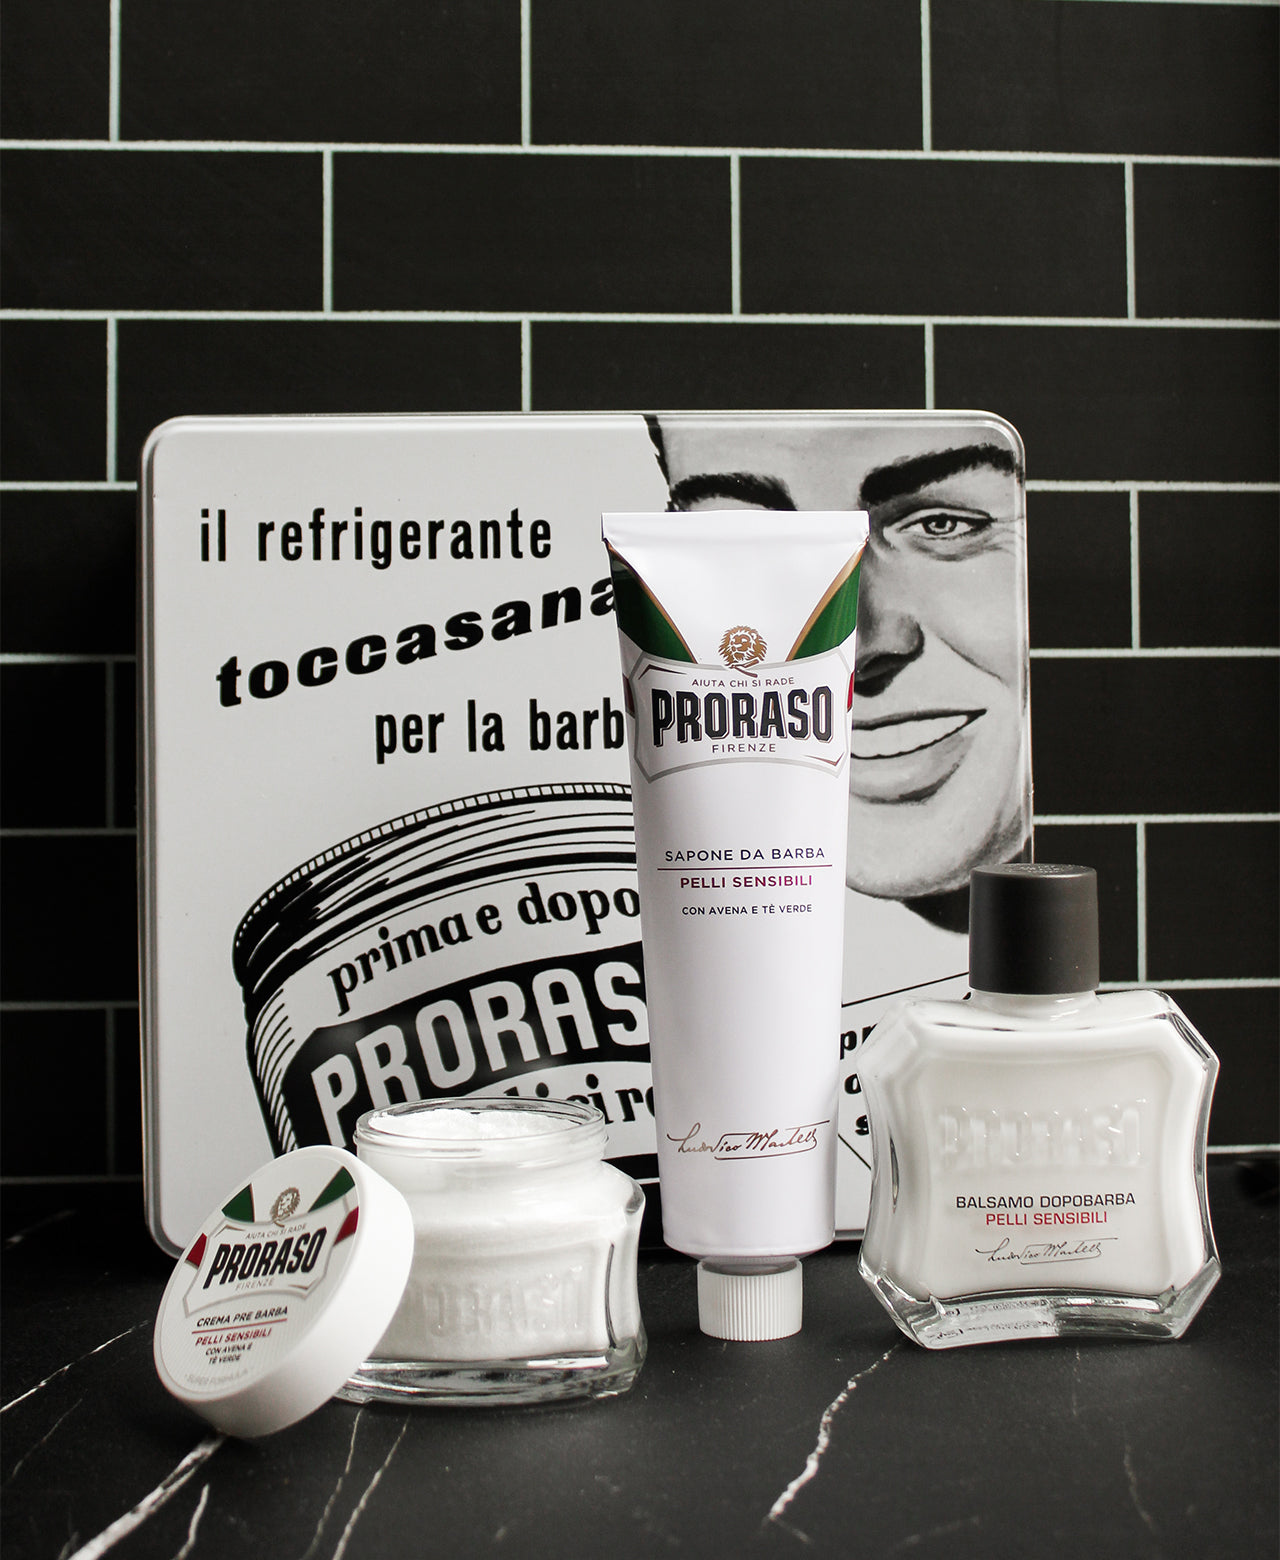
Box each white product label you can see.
[603,510,867,1259]
[158,1159,361,1395]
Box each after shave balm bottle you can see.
[858,865,1220,1348]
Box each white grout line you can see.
[1031,646,1278,658]
[1,828,138,837]
[104,318,117,482]
[521,318,532,410]
[107,0,121,142]
[104,1006,118,1175]
[322,150,334,312]
[1030,480,1280,492]
[1130,490,1142,648]
[3,307,1277,328]
[920,0,933,153]
[103,661,116,825]
[0,481,137,492]
[7,646,1274,668]
[923,321,935,407]
[1036,813,1280,825]
[0,654,136,664]
[521,0,532,148]
[1057,0,1278,6]
[1103,978,1280,991]
[10,812,1279,834]
[1136,819,1148,982]
[1125,160,1137,319]
[6,477,1274,494]
[2,139,1275,167]
[729,155,742,316]
[0,1001,140,1013]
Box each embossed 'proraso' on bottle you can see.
[857,864,1220,1348]
[232,785,653,1181]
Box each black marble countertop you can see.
[3,1157,1276,1560]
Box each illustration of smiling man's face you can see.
[654,416,1030,900]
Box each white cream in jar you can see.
[342,1096,645,1404]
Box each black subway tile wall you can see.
[1,322,107,480]
[1031,659,1279,816]
[932,0,1278,156]
[1133,165,1280,321]
[0,492,137,654]
[2,0,1276,1192]
[115,321,522,471]
[1,151,324,311]
[119,1,521,143]
[0,0,110,140]
[742,160,1127,317]
[1138,493,1280,648]
[532,323,925,411]
[1025,493,1133,649]
[334,154,731,312]
[531,2,922,150]
[935,325,1278,481]
[2,837,138,1003]
[0,665,108,828]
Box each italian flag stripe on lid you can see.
[309,1166,356,1211]
[221,1183,254,1222]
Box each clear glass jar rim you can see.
[353,1096,607,1163]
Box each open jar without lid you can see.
[340,1097,646,1405]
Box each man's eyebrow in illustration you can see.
[858,444,1021,509]
[667,471,798,511]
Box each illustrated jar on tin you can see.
[232,785,655,1186]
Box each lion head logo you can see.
[271,1187,301,1226]
[719,625,767,672]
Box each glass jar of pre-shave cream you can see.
[341,1097,645,1404]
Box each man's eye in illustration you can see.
[882,507,998,552]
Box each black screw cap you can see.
[969,863,1100,995]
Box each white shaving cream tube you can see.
[603,510,869,1339]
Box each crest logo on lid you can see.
[719,625,766,672]
[272,1188,300,1226]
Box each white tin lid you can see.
[154,1146,413,1437]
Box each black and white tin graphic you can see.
[233,784,654,1183]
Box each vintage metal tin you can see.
[139,412,1030,1252]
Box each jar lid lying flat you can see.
[154,1146,413,1438]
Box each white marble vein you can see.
[765,1346,899,1537]
[891,1514,982,1552]
[169,1481,211,1560]
[295,1408,365,1560]
[1,1321,148,1414]
[62,1433,225,1560]
[4,1396,83,1483]
[3,1208,75,1247]
[1123,1438,1160,1538]
[329,1416,409,1560]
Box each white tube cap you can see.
[696,1260,803,1341]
